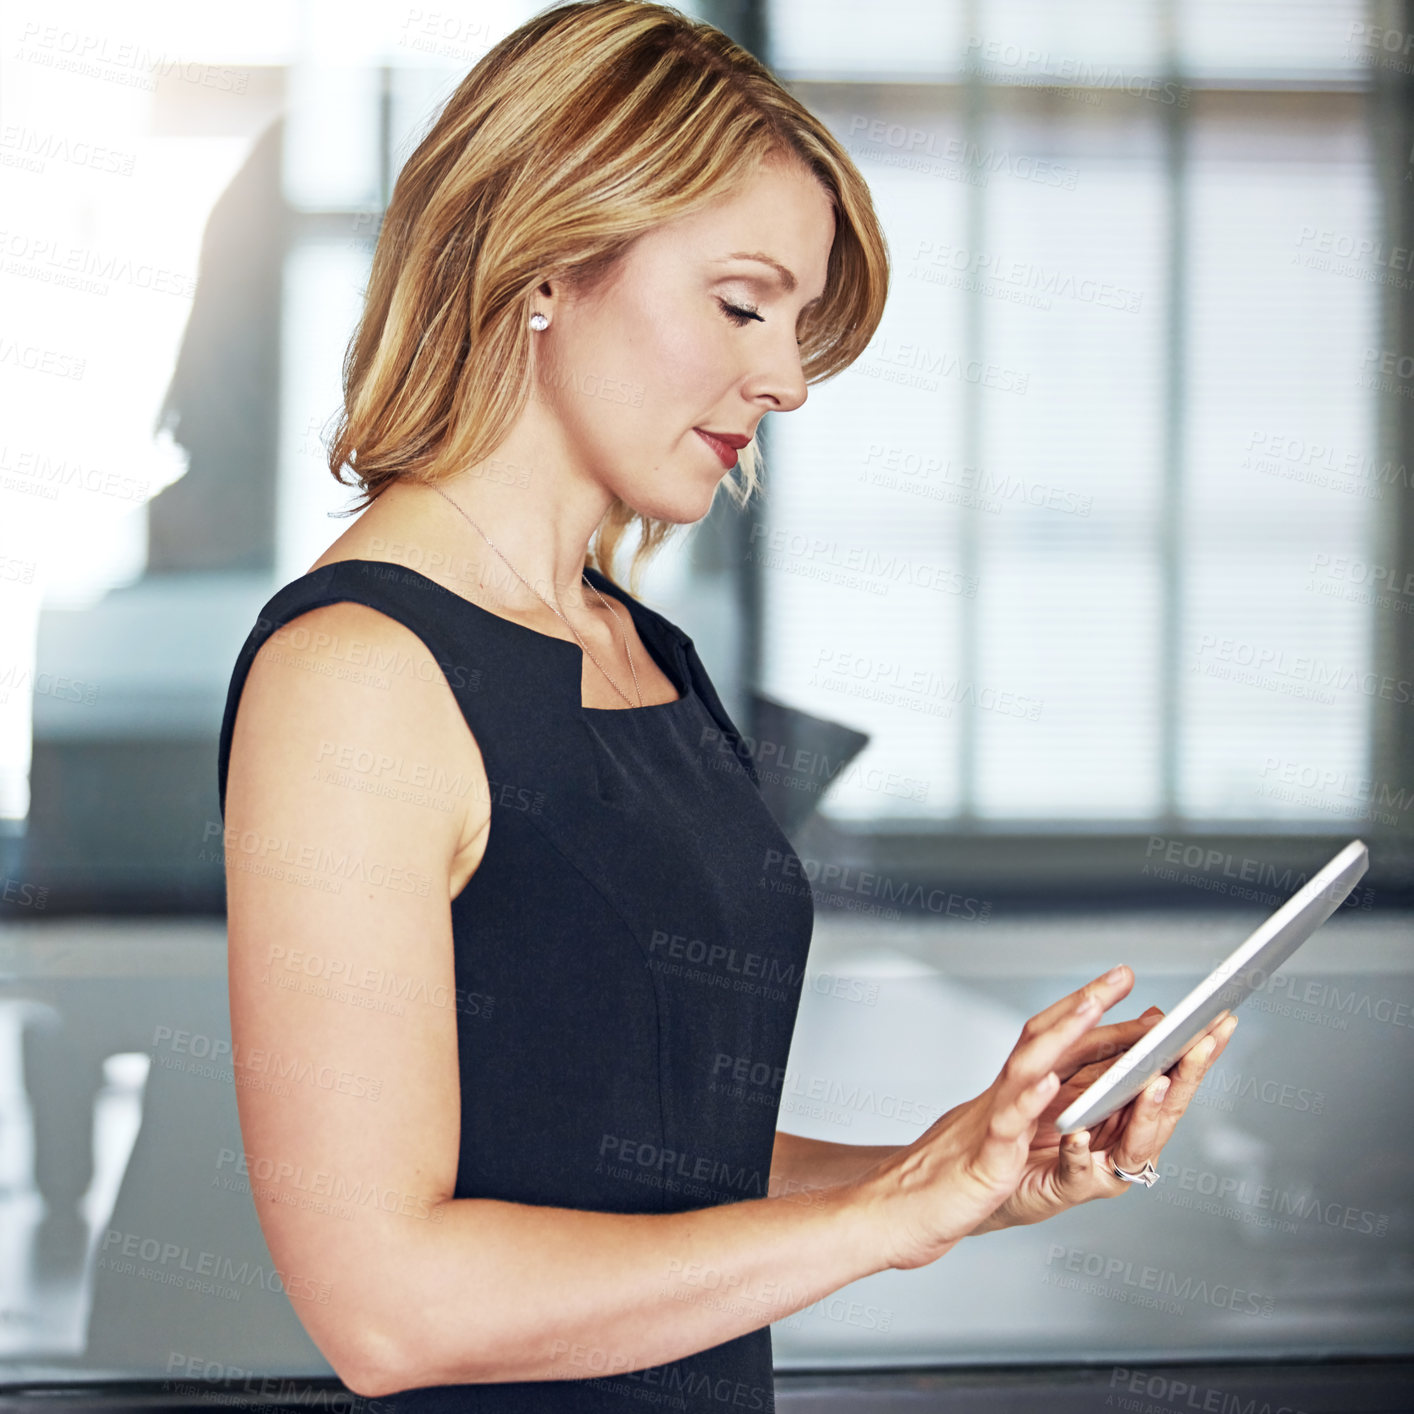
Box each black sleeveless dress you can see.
[215,557,816,1412]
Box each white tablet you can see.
[1053,838,1370,1136]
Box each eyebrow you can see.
[716,251,824,308]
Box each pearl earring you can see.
[529,312,549,331]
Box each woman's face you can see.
[531,153,836,524]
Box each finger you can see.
[1018,966,1138,1044]
[1001,985,1125,1111]
[1087,1102,1132,1153]
[1196,1008,1232,1042]
[1110,1073,1170,1175]
[1180,1014,1238,1082]
[986,1068,1061,1148]
[1208,1012,1239,1061]
[1058,1129,1094,1191]
[1189,1013,1238,1070]
[1158,1010,1232,1090]
[1152,1014,1239,1146]
[1058,1011,1165,1077]
[1058,1002,1188,1094]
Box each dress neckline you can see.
[302,557,693,717]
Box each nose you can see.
[745,330,808,414]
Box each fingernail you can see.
[1104,965,1126,983]
[1142,1005,1162,1018]
[1151,1078,1170,1101]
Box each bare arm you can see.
[770,1130,899,1196]
[382,1183,880,1394]
[767,1136,1063,1237]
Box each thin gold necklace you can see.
[429,484,643,708]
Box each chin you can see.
[612,474,723,528]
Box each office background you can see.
[0,0,1411,1404]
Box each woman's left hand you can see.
[973,975,1240,1233]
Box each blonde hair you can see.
[327,0,889,596]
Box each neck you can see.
[379,458,615,617]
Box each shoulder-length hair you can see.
[327,0,890,596]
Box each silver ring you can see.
[1111,1158,1160,1187]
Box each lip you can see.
[694,428,750,469]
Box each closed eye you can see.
[717,297,764,326]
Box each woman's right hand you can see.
[845,966,1137,1271]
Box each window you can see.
[760,0,1382,840]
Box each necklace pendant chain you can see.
[428,484,644,708]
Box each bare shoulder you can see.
[220,597,488,1387]
[226,598,491,894]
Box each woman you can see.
[217,1,1237,1407]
